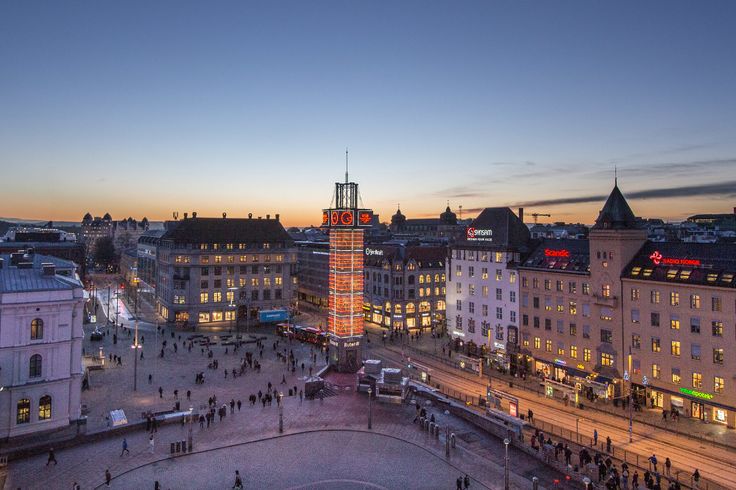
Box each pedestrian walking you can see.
[237,399,242,411]
[464,474,470,489]
[187,390,191,401]
[665,457,671,476]
[456,476,463,490]
[148,373,152,384]
[155,482,161,490]
[72,482,81,490]
[105,468,112,487]
[149,434,155,453]
[46,447,58,466]
[121,438,130,456]
[593,429,598,446]
[233,470,243,490]
[606,436,612,453]
[158,386,163,398]
[527,409,534,424]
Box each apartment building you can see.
[155,214,297,326]
[446,208,530,366]
[622,242,736,428]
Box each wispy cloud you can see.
[513,180,736,208]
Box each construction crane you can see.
[531,213,551,224]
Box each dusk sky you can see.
[2,1,735,226]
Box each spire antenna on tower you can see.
[615,165,618,186]
[345,147,349,183]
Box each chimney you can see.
[222,212,226,219]
[275,214,280,222]
[17,262,33,269]
[266,214,270,220]
[10,252,23,265]
[248,213,253,219]
[184,212,188,219]
[193,211,197,218]
[0,258,4,269]
[518,207,524,223]
[42,263,56,276]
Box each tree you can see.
[94,236,117,270]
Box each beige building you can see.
[622,242,736,428]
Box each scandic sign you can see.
[649,251,701,267]
[544,249,570,258]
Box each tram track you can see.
[368,343,736,488]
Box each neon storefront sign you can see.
[649,251,701,267]
[679,388,714,400]
[466,227,493,241]
[545,249,570,258]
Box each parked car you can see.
[89,329,104,341]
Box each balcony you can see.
[593,294,618,308]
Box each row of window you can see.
[367,272,446,285]
[370,301,446,314]
[521,277,591,295]
[636,311,725,336]
[200,276,284,289]
[16,396,52,424]
[198,311,237,323]
[649,365,726,393]
[370,286,445,299]
[196,289,283,303]
[525,337,608,364]
[631,289,726,311]
[455,266,516,283]
[198,265,283,275]
[453,250,507,263]
[455,303,518,322]
[638,336,725,362]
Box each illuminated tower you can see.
[322,167,373,372]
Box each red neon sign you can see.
[466,227,476,239]
[649,250,701,267]
[340,211,354,226]
[330,211,339,226]
[544,248,570,258]
[359,211,372,225]
[322,212,329,225]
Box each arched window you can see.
[39,395,52,420]
[419,275,425,284]
[425,274,431,284]
[408,275,415,285]
[29,354,42,378]
[406,303,416,314]
[31,318,43,340]
[17,399,30,424]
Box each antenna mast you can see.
[345,148,349,183]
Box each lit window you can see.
[713,348,724,365]
[652,364,660,379]
[31,318,43,340]
[692,372,702,388]
[601,285,611,298]
[672,369,681,384]
[690,294,700,309]
[583,348,591,362]
[670,292,679,306]
[545,340,552,352]
[715,376,724,393]
[670,316,680,330]
[534,337,541,349]
[199,312,210,323]
[712,321,723,337]
[16,399,30,424]
[600,353,614,367]
[570,345,578,358]
[39,395,52,420]
[671,341,681,357]
[200,292,209,304]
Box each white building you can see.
[0,252,84,438]
[446,208,531,367]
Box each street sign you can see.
[642,376,649,386]
[624,370,629,381]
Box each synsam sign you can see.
[466,227,493,241]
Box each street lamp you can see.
[367,387,373,429]
[131,318,142,391]
[628,348,634,443]
[503,438,510,490]
[278,392,284,433]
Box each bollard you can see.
[435,425,440,438]
[450,433,456,448]
[181,440,187,453]
[170,442,175,454]
[532,476,539,490]
[424,420,429,430]
[175,441,181,453]
[429,422,435,433]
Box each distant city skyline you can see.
[2,1,735,226]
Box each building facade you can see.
[295,240,330,310]
[622,242,736,428]
[363,244,446,331]
[446,208,530,366]
[155,214,297,326]
[0,252,84,438]
[389,205,468,241]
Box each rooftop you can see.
[519,239,590,274]
[161,216,292,246]
[623,242,736,288]
[0,253,81,293]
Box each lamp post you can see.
[628,348,634,443]
[576,417,580,444]
[132,318,142,391]
[367,387,373,429]
[278,392,284,433]
[503,438,510,490]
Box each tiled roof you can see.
[457,207,530,249]
[593,184,638,230]
[161,217,292,245]
[519,239,590,274]
[623,242,736,288]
